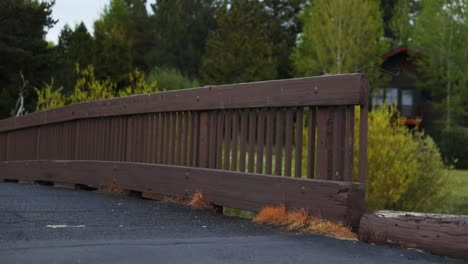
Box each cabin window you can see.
[371,88,415,117]
[372,88,398,107]
[401,89,414,117]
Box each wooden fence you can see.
[0,73,369,228]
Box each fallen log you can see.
[359,210,468,260]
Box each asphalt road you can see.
[0,183,463,264]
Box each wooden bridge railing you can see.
[0,73,369,228]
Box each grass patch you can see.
[446,170,468,215]
[253,204,357,240]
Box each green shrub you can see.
[440,126,468,169]
[395,135,449,212]
[146,67,200,91]
[69,65,115,103]
[118,69,160,97]
[355,106,449,213]
[34,79,66,111]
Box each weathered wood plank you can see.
[0,160,365,229]
[306,107,317,179]
[275,109,284,176]
[265,109,274,175]
[0,74,367,132]
[284,109,294,177]
[359,211,468,260]
[294,108,303,178]
[248,110,256,173]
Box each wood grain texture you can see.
[359,211,468,260]
[0,160,365,229]
[0,74,366,132]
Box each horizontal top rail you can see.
[0,73,368,132]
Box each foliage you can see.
[292,0,386,76]
[35,66,160,110]
[390,0,411,47]
[146,67,200,91]
[148,0,218,77]
[69,65,115,103]
[0,0,56,117]
[34,79,66,111]
[263,0,306,79]
[201,0,278,84]
[93,0,133,86]
[410,0,468,128]
[354,106,449,212]
[55,22,95,94]
[395,135,449,212]
[440,126,468,169]
[118,69,159,97]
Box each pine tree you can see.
[410,0,468,128]
[0,0,56,117]
[292,0,386,76]
[93,0,133,86]
[147,0,218,77]
[201,0,278,84]
[263,0,306,79]
[55,22,94,93]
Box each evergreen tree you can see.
[55,22,94,93]
[201,0,277,84]
[410,0,468,128]
[93,0,133,86]
[148,0,218,77]
[0,0,56,117]
[292,0,386,76]
[263,0,306,79]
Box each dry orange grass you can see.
[188,192,211,208]
[283,209,310,230]
[100,183,125,193]
[252,204,287,225]
[253,205,357,240]
[309,217,357,240]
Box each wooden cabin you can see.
[372,47,437,135]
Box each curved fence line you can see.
[0,74,369,227]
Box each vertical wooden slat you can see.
[145,114,153,163]
[247,110,256,173]
[134,116,142,162]
[126,116,134,162]
[176,112,184,165]
[162,113,169,164]
[170,112,177,165]
[183,112,190,166]
[74,121,80,159]
[344,106,355,181]
[295,108,304,178]
[316,106,334,180]
[359,103,369,184]
[275,109,284,176]
[216,111,224,169]
[198,112,209,167]
[223,111,232,170]
[231,111,239,171]
[256,109,265,174]
[156,113,164,164]
[238,110,248,172]
[120,117,127,161]
[191,112,200,167]
[284,109,294,176]
[208,111,217,168]
[307,107,317,179]
[332,107,346,181]
[149,114,156,163]
[265,109,274,175]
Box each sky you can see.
[46,0,153,44]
